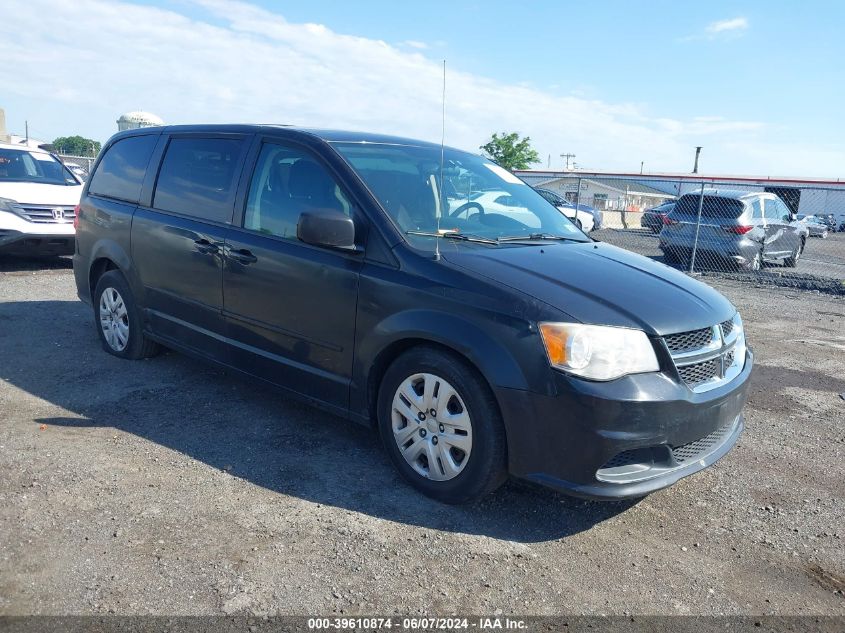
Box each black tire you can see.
[784,238,804,268]
[662,248,681,266]
[377,346,507,504]
[93,270,159,360]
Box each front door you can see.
[222,140,363,410]
[762,196,793,258]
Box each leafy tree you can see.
[52,135,101,156]
[479,132,540,171]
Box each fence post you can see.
[689,183,706,273]
[622,185,629,229]
[574,177,582,228]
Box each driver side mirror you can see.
[297,210,357,251]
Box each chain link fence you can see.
[56,154,95,180]
[521,172,845,293]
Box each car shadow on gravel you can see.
[5,300,637,543]
[0,255,73,272]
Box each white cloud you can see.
[706,17,749,34]
[401,40,428,50]
[0,0,840,176]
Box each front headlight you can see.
[538,322,659,381]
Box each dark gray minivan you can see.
[73,125,753,503]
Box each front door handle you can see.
[194,238,219,255]
[227,248,257,265]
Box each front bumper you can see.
[0,228,75,256]
[496,348,753,500]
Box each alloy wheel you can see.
[391,372,473,481]
[99,287,129,352]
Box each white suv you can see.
[0,142,83,256]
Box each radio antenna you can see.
[434,59,446,260]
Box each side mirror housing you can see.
[297,210,356,251]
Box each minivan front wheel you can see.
[377,347,507,504]
[93,270,159,360]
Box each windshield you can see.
[332,142,589,246]
[0,148,78,185]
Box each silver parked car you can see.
[795,214,829,238]
[659,190,807,271]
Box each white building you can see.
[516,169,845,223]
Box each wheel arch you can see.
[357,309,533,428]
[86,239,141,301]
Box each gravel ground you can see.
[0,257,843,617]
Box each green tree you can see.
[479,132,540,171]
[52,135,101,157]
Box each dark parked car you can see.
[659,190,806,271]
[813,213,837,232]
[534,187,602,230]
[641,200,676,233]
[74,125,752,503]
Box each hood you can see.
[442,241,735,335]
[0,182,83,206]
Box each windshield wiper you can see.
[498,233,587,243]
[406,230,498,245]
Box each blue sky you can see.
[2,0,844,175]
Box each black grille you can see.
[677,359,719,387]
[664,327,713,353]
[720,319,734,338]
[601,450,641,469]
[672,424,733,463]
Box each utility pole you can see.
[692,146,702,174]
[640,161,644,174]
[560,153,576,171]
[25,120,29,145]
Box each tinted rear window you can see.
[153,137,245,223]
[674,194,745,219]
[88,135,158,203]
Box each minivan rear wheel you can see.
[377,347,507,504]
[93,270,159,360]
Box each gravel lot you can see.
[1,257,843,617]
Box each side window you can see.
[88,135,157,203]
[763,198,781,220]
[776,199,792,221]
[243,143,351,240]
[153,137,245,223]
[750,199,764,219]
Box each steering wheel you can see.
[449,201,484,220]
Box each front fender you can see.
[350,307,543,426]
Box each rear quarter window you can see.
[153,137,246,223]
[88,135,158,203]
